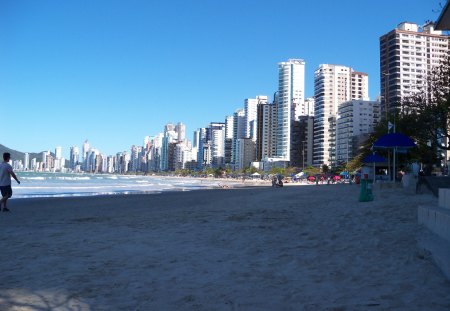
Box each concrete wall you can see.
[418,188,450,243]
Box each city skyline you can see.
[1,0,444,158]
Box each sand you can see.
[0,183,449,310]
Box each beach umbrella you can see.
[363,154,386,182]
[363,154,386,163]
[373,133,416,148]
[373,133,416,181]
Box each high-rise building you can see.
[303,97,315,117]
[193,129,200,149]
[161,126,178,171]
[225,115,234,140]
[196,127,208,169]
[276,59,305,161]
[380,22,449,116]
[336,100,380,165]
[41,151,48,167]
[117,151,130,173]
[313,64,369,166]
[148,133,163,172]
[232,108,246,165]
[130,145,143,172]
[70,146,79,170]
[165,123,175,133]
[256,102,278,161]
[224,115,234,165]
[175,122,186,142]
[291,116,314,168]
[245,95,268,142]
[235,138,256,170]
[82,140,90,162]
[55,147,62,159]
[209,122,226,167]
[31,158,37,171]
[24,153,29,170]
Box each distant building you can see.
[23,153,29,170]
[303,97,315,117]
[82,140,90,163]
[336,100,380,165]
[256,102,278,161]
[313,64,369,167]
[276,59,305,161]
[210,122,225,168]
[225,115,234,140]
[290,116,314,168]
[175,122,186,142]
[245,96,268,142]
[235,138,256,170]
[70,146,79,170]
[224,115,234,166]
[232,108,246,166]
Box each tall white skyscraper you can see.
[82,140,90,162]
[24,153,29,170]
[210,122,226,167]
[276,59,305,161]
[313,64,369,166]
[225,115,234,140]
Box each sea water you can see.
[13,172,225,199]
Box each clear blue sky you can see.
[0,0,444,158]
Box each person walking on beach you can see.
[0,153,20,212]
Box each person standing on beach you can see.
[0,153,20,212]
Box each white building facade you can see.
[313,64,369,167]
[276,59,305,161]
[380,22,449,115]
[336,100,380,165]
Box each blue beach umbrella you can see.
[363,154,386,163]
[373,133,416,182]
[363,154,387,182]
[373,133,416,148]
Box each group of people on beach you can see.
[0,153,20,212]
[272,175,284,188]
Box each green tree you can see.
[270,167,285,176]
[399,56,450,169]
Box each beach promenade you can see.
[0,184,449,310]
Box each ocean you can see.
[13,172,229,199]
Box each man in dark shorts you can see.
[0,153,21,212]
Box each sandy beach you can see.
[1,184,449,310]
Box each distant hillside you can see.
[0,144,44,162]
[0,144,71,168]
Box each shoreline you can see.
[13,172,274,199]
[1,185,449,310]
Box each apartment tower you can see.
[380,22,449,116]
[313,64,369,166]
[276,59,305,161]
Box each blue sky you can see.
[0,0,444,158]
